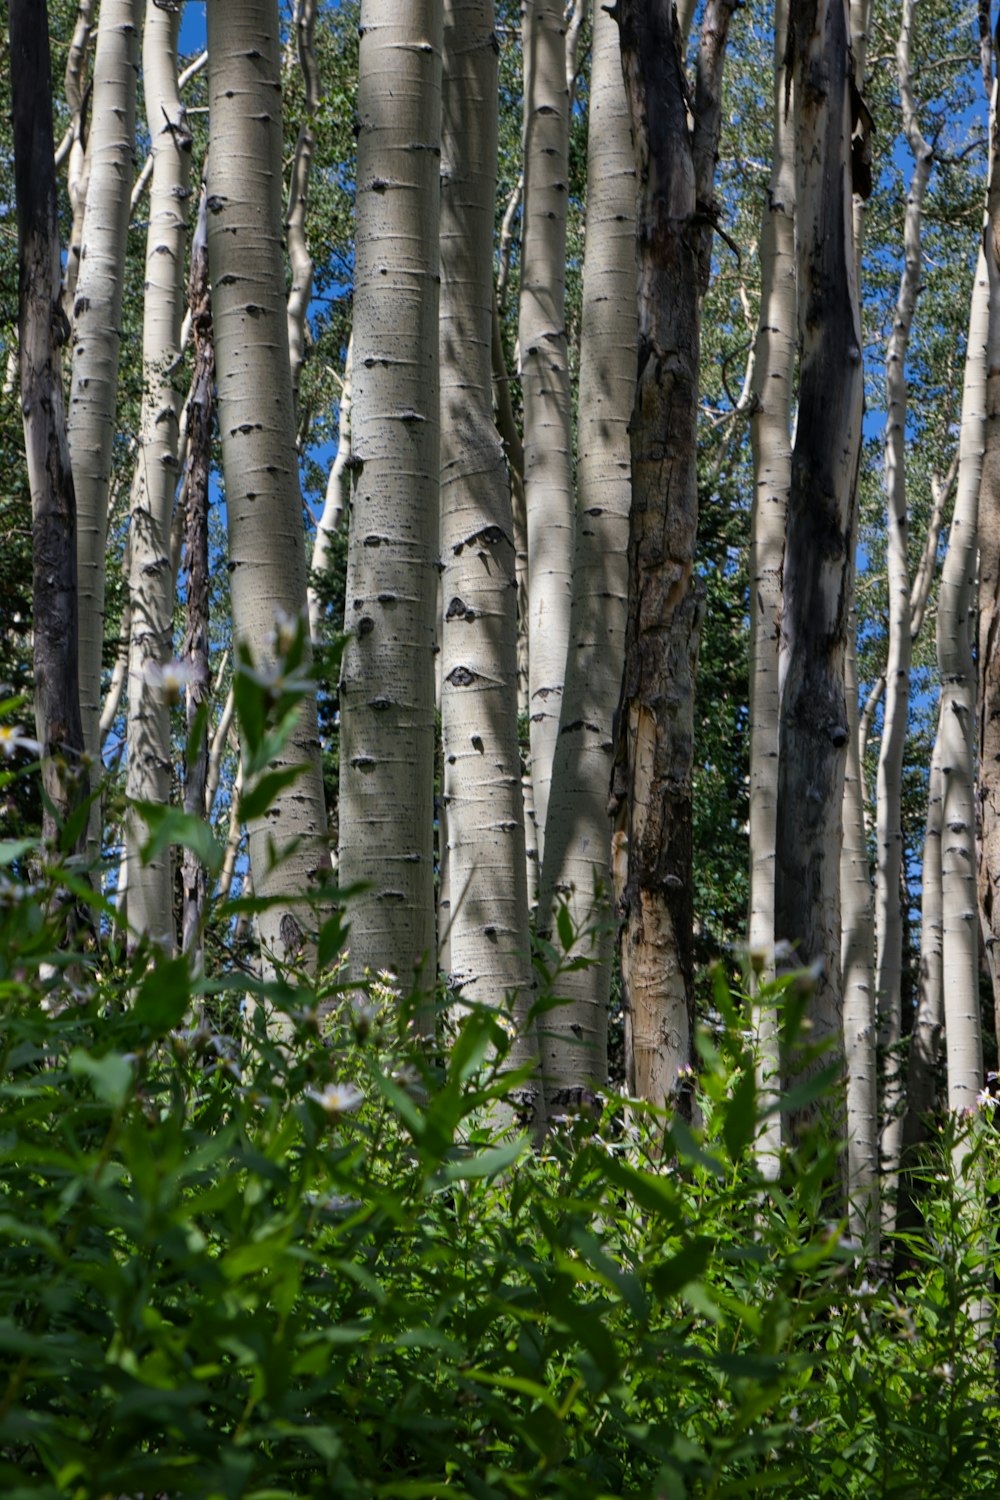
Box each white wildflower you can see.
[144,657,197,706]
[305,1081,364,1117]
[0,725,41,759]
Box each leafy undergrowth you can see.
[0,863,997,1500]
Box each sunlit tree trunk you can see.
[875,0,931,1232]
[775,0,864,1071]
[747,0,794,1173]
[60,0,97,323]
[519,0,575,877]
[286,0,319,414]
[938,246,988,1114]
[9,0,85,843]
[978,79,1000,1049]
[536,0,633,1102]
[611,0,734,1106]
[309,336,352,642]
[841,620,878,1242]
[207,0,331,967]
[338,0,442,986]
[67,0,143,854]
[125,0,191,949]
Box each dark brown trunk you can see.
[9,0,86,847]
[610,0,734,1107]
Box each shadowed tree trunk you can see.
[519,0,575,883]
[181,192,214,963]
[536,0,634,1103]
[775,0,864,1085]
[610,0,735,1106]
[9,0,85,845]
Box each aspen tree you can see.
[309,337,352,643]
[60,0,96,324]
[938,245,988,1115]
[774,0,864,1061]
[611,0,734,1105]
[286,0,319,413]
[519,0,575,877]
[874,0,931,1230]
[67,0,143,850]
[978,61,1000,1045]
[9,0,85,843]
[125,0,191,949]
[747,0,794,1172]
[180,194,214,963]
[537,0,633,1101]
[841,622,878,1242]
[206,0,331,967]
[338,0,442,985]
[438,0,539,1106]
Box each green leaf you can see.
[133,802,224,877]
[0,839,35,866]
[68,1048,133,1108]
[132,956,192,1034]
[435,1135,525,1184]
[722,1066,757,1163]
[650,1235,712,1299]
[240,765,308,823]
[555,902,574,954]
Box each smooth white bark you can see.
[338,0,442,986]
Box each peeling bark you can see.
[611,0,734,1106]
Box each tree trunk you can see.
[206,0,331,968]
[181,193,214,963]
[309,336,352,643]
[536,0,633,1103]
[286,0,320,414]
[125,0,191,949]
[9,0,85,845]
[978,82,1000,1049]
[67,0,143,855]
[611,0,734,1106]
[438,0,539,1109]
[519,0,575,876]
[60,0,97,324]
[939,246,988,1115]
[747,0,795,1172]
[338,0,442,987]
[775,0,864,1068]
[875,0,931,1231]
[841,619,879,1243]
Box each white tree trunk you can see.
[309,336,352,642]
[747,0,794,1174]
[536,0,633,1103]
[937,246,988,1115]
[338,0,442,987]
[286,0,319,413]
[439,0,538,1107]
[519,0,575,873]
[207,0,331,968]
[124,0,191,949]
[841,619,879,1245]
[874,0,931,1229]
[67,0,143,851]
